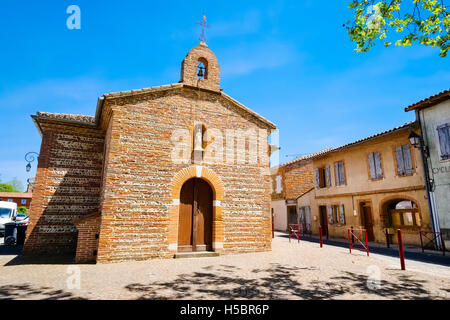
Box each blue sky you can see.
[0,0,449,190]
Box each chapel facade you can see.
[23,41,277,263]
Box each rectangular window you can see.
[7,199,13,202]
[395,145,413,176]
[335,161,346,185]
[275,175,282,193]
[315,166,331,188]
[21,199,27,205]
[437,123,450,160]
[368,152,383,180]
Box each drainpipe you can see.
[416,111,441,250]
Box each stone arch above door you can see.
[168,166,225,255]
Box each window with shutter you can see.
[326,166,332,187]
[315,168,320,188]
[335,161,346,186]
[339,204,346,225]
[437,123,450,160]
[374,152,383,178]
[327,205,334,224]
[369,152,383,179]
[396,144,413,176]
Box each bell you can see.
[197,67,204,78]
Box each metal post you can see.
[365,229,369,257]
[385,228,390,248]
[441,232,446,256]
[289,225,291,243]
[272,222,274,239]
[297,225,300,243]
[351,226,354,244]
[348,228,352,254]
[397,229,405,270]
[319,226,323,248]
[419,231,424,253]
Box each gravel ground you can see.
[0,232,449,300]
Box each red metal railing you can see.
[419,231,446,256]
[319,226,323,248]
[289,224,300,243]
[397,229,406,270]
[347,228,369,256]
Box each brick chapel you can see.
[23,41,277,263]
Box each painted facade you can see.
[406,90,450,245]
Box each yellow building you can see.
[297,122,432,246]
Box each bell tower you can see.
[180,41,221,92]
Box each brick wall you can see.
[74,212,101,263]
[284,160,315,199]
[97,86,274,262]
[23,121,104,255]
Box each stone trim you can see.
[168,166,225,255]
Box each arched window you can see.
[386,199,421,227]
[197,58,208,79]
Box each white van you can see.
[0,201,17,235]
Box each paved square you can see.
[0,233,449,300]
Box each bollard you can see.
[348,228,352,254]
[319,226,323,248]
[289,225,291,243]
[365,229,369,257]
[351,226,355,244]
[385,228,390,248]
[441,232,446,256]
[419,231,424,253]
[397,229,406,270]
[272,222,274,239]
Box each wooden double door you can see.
[178,178,213,252]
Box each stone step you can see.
[173,251,220,259]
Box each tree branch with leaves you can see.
[345,0,449,57]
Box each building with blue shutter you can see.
[405,90,450,248]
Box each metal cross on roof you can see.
[196,14,210,43]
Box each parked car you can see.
[15,213,29,226]
[0,201,17,236]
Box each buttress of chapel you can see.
[180,42,221,92]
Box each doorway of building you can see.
[178,178,213,252]
[287,205,298,228]
[319,206,328,238]
[360,201,375,241]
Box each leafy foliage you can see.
[0,183,19,193]
[346,0,449,57]
[18,206,29,215]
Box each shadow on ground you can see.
[279,234,450,267]
[0,284,85,300]
[125,263,447,300]
[0,244,75,266]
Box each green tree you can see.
[18,206,29,216]
[7,177,24,193]
[346,0,449,57]
[0,183,19,193]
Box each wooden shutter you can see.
[326,166,332,187]
[315,168,320,188]
[437,124,450,160]
[368,153,376,179]
[339,204,346,225]
[299,207,305,224]
[402,145,413,175]
[327,205,334,224]
[335,162,339,185]
[395,146,405,176]
[339,162,346,185]
[374,152,383,178]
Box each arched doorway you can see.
[178,178,213,252]
[384,199,421,228]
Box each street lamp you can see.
[25,152,39,172]
[408,130,421,148]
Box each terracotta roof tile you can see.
[405,89,450,111]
